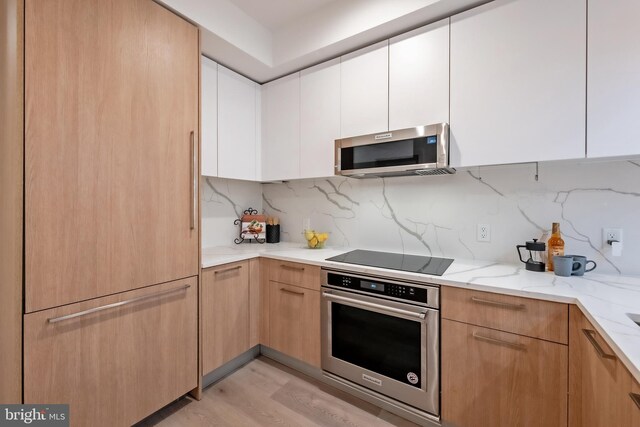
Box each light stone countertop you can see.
[202,243,640,384]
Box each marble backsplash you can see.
[202,159,640,275]
[201,177,263,248]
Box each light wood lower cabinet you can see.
[442,287,568,344]
[442,319,568,427]
[202,261,250,374]
[249,259,261,348]
[569,306,638,427]
[633,380,640,425]
[259,258,271,346]
[24,277,198,427]
[268,259,321,291]
[268,281,321,368]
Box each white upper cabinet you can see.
[587,0,640,158]
[255,87,262,180]
[450,0,586,167]
[218,65,259,181]
[389,19,449,130]
[300,58,341,179]
[201,56,218,177]
[261,73,300,181]
[340,41,389,138]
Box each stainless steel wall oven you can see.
[321,269,440,417]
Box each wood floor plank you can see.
[271,380,399,427]
[136,356,419,427]
[212,375,316,427]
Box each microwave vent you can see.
[415,168,456,176]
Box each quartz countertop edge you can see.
[202,243,640,384]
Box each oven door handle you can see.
[322,291,427,321]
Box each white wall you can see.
[261,160,640,275]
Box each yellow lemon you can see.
[304,230,315,241]
[309,236,319,248]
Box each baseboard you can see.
[202,346,261,389]
[258,346,324,380]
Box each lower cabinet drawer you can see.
[442,286,568,344]
[268,281,321,367]
[442,319,568,427]
[268,259,321,291]
[24,277,198,427]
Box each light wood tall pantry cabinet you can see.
[25,0,200,313]
[21,0,201,425]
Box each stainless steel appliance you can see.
[326,249,453,276]
[334,123,454,178]
[321,269,440,418]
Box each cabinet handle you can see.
[630,393,640,410]
[280,287,304,296]
[47,284,190,324]
[582,329,616,360]
[470,296,526,310]
[280,264,305,271]
[190,131,197,230]
[214,265,242,274]
[323,291,427,321]
[472,332,527,350]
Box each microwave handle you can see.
[322,291,427,321]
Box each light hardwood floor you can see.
[136,356,419,427]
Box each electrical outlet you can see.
[603,228,623,245]
[477,224,491,242]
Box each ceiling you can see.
[159,0,490,83]
[230,0,335,31]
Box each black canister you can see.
[266,224,280,243]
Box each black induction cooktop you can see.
[326,249,454,276]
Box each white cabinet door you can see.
[450,0,586,167]
[201,56,218,177]
[255,87,262,180]
[300,58,340,179]
[218,65,258,181]
[588,0,640,158]
[340,41,389,138]
[261,73,300,181]
[389,19,449,130]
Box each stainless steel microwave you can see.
[334,123,454,178]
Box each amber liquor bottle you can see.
[547,223,565,271]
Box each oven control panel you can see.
[326,272,430,304]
